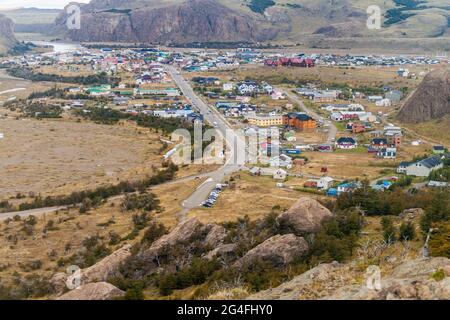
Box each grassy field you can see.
[0,116,164,200]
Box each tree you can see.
[381,216,397,244]
[399,222,416,241]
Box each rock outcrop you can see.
[0,14,17,53]
[277,197,333,234]
[128,218,227,278]
[51,0,274,44]
[248,257,450,300]
[67,244,133,286]
[397,68,450,123]
[204,224,227,248]
[56,282,124,300]
[234,234,309,268]
[204,243,237,261]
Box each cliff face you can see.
[397,68,450,123]
[52,0,275,44]
[0,14,17,53]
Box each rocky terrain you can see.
[248,257,450,300]
[47,0,450,46]
[0,14,17,53]
[397,68,450,123]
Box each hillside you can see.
[0,14,17,54]
[48,0,450,46]
[397,67,450,123]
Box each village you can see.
[1,45,449,209]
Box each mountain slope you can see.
[397,68,450,123]
[0,7,60,34]
[0,14,17,53]
[49,0,450,44]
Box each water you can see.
[31,41,82,54]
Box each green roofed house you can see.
[432,145,446,154]
[85,84,112,96]
[134,88,180,97]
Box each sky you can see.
[0,0,91,10]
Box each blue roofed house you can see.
[399,156,443,177]
[337,181,361,194]
[335,137,358,149]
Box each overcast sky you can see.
[0,0,90,9]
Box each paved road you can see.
[280,88,338,144]
[165,65,244,214]
[0,170,217,221]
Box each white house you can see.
[317,177,334,189]
[400,156,443,177]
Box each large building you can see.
[282,113,317,131]
[246,114,283,127]
[397,156,443,177]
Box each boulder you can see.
[399,208,424,220]
[234,234,309,268]
[277,197,333,234]
[248,257,450,300]
[204,224,228,248]
[147,217,205,253]
[204,243,237,261]
[66,244,132,286]
[56,282,124,300]
[50,272,68,295]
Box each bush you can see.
[399,222,416,241]
[381,217,397,244]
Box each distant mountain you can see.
[397,68,450,123]
[0,14,17,53]
[0,7,61,34]
[48,0,449,45]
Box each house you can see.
[368,95,383,102]
[400,156,443,177]
[250,167,287,180]
[283,113,317,131]
[237,81,258,95]
[397,161,413,174]
[433,145,446,154]
[385,90,403,104]
[273,169,287,180]
[318,144,334,152]
[223,83,234,91]
[337,182,361,194]
[335,137,357,149]
[317,177,334,189]
[347,122,366,134]
[246,114,283,127]
[373,180,393,191]
[376,147,397,159]
[376,98,391,107]
[269,154,293,168]
[371,138,388,150]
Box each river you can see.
[31,41,82,54]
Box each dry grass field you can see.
[0,116,164,200]
[188,172,327,224]
[0,177,204,283]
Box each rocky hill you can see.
[0,14,17,53]
[397,68,450,123]
[248,257,450,300]
[49,0,450,46]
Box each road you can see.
[165,65,244,215]
[280,88,338,144]
[0,169,221,221]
